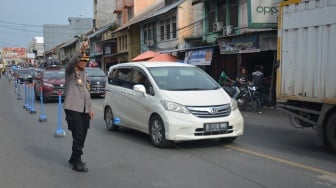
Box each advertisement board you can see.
[2,47,26,59]
[218,34,260,54]
[248,0,281,29]
[184,47,214,66]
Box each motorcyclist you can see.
[236,67,250,88]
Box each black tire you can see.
[149,115,170,148]
[220,136,237,144]
[104,107,119,131]
[326,113,336,153]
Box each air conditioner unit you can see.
[145,40,154,47]
[223,25,233,36]
[213,22,223,32]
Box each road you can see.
[0,78,336,188]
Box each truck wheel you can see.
[326,112,336,153]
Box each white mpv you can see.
[103,62,244,147]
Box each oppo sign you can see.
[256,6,278,15]
[250,0,281,25]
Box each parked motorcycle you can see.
[224,81,262,113]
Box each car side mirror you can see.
[133,84,146,96]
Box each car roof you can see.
[85,67,103,70]
[112,61,192,68]
[42,68,64,72]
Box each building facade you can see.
[43,17,93,54]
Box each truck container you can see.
[276,0,336,152]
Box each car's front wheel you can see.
[105,107,119,131]
[149,115,169,148]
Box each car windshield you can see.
[148,66,219,91]
[44,71,65,79]
[18,69,34,74]
[85,68,105,77]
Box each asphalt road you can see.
[1,78,336,188]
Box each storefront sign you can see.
[248,0,281,28]
[218,34,260,54]
[2,47,26,59]
[184,47,214,65]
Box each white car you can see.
[103,62,244,147]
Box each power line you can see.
[0,24,42,33]
[0,20,43,27]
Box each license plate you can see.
[204,122,228,132]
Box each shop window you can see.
[172,16,177,39]
[160,21,165,41]
[205,3,216,32]
[128,7,134,20]
[143,25,148,42]
[125,35,127,50]
[117,13,122,26]
[159,16,177,41]
[166,18,171,40]
[229,0,238,28]
[218,2,226,24]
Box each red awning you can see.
[131,51,159,61]
[148,53,179,62]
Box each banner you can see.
[184,47,214,66]
[2,47,26,59]
[218,34,260,54]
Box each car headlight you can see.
[160,100,190,114]
[231,99,238,111]
[43,83,54,88]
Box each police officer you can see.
[63,52,94,172]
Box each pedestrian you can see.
[252,65,265,113]
[218,68,232,86]
[0,64,2,79]
[63,52,94,172]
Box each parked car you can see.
[34,68,65,102]
[85,67,106,97]
[103,62,244,147]
[16,68,35,83]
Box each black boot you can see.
[72,162,88,172]
[68,158,86,166]
[69,153,86,166]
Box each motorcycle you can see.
[224,81,262,113]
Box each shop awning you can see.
[148,53,180,62]
[131,50,159,61]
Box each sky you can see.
[0,0,93,48]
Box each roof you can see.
[59,28,94,49]
[58,38,77,49]
[89,22,115,38]
[112,0,165,33]
[150,0,185,18]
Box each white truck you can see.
[276,0,336,152]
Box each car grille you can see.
[53,84,65,90]
[187,104,231,118]
[91,82,105,87]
